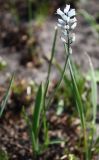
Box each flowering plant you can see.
[23,4,98,160]
[56,4,98,160]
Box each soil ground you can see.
[0,0,99,159]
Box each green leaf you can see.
[80,10,96,25]
[68,58,85,130]
[47,43,70,107]
[0,74,14,117]
[94,136,99,153]
[86,70,99,83]
[80,9,99,37]
[95,136,99,146]
[44,26,58,98]
[32,83,44,139]
[22,107,37,152]
[0,150,9,160]
[86,53,97,125]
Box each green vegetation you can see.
[0,74,14,117]
[0,1,99,160]
[0,150,9,160]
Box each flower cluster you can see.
[56,4,77,44]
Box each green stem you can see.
[46,44,70,108]
[43,27,58,145]
[44,27,58,97]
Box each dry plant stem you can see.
[66,32,89,160]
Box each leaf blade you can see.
[32,83,44,139]
[0,74,14,117]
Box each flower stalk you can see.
[56,4,89,160]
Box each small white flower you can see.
[57,8,64,16]
[68,9,76,17]
[61,37,66,43]
[72,33,76,42]
[58,19,65,25]
[70,17,77,23]
[55,26,58,30]
[71,22,77,29]
[62,14,69,22]
[70,47,72,54]
[62,30,67,36]
[57,23,62,28]
[64,25,70,30]
[64,4,70,14]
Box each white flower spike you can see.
[56,4,77,45]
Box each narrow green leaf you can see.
[47,44,70,107]
[39,27,58,148]
[53,58,71,86]
[44,26,58,97]
[86,70,99,83]
[0,74,14,117]
[80,10,99,35]
[85,54,98,160]
[0,150,9,160]
[94,136,99,147]
[32,83,44,139]
[68,58,85,130]
[86,53,97,125]
[22,107,37,152]
[68,58,90,159]
[94,136,99,150]
[94,136,99,153]
[80,10,96,25]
